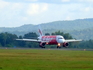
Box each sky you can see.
[0,0,93,27]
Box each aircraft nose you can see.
[58,39,65,43]
[56,36,65,43]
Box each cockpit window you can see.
[58,38,63,39]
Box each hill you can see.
[0,18,93,40]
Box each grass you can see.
[0,49,93,70]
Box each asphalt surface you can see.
[0,47,93,51]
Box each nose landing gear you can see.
[57,46,61,48]
[57,43,61,48]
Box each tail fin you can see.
[38,25,43,36]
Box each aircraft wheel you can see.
[57,46,59,48]
[57,46,61,48]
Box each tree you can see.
[51,31,64,35]
[0,32,18,47]
[23,32,38,39]
[23,32,38,48]
[77,39,93,49]
[45,33,50,36]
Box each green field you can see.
[0,49,93,70]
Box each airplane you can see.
[16,26,82,48]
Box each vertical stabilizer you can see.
[38,25,43,36]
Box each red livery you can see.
[41,36,57,45]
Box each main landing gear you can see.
[39,42,46,48]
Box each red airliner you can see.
[16,27,82,48]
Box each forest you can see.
[0,31,93,49]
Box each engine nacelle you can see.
[63,42,69,47]
[39,42,46,48]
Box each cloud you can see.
[0,0,25,27]
[27,3,48,15]
[27,4,39,15]
[0,0,93,27]
[61,0,70,2]
[78,0,93,2]
[0,0,9,9]
[0,0,49,27]
[25,0,38,1]
[85,7,90,12]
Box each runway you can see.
[0,47,93,51]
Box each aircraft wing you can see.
[65,39,82,43]
[16,39,49,43]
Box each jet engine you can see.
[63,42,69,47]
[39,42,46,48]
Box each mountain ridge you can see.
[0,18,93,40]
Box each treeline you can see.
[0,31,93,48]
[0,32,39,48]
[77,40,93,49]
[71,28,93,40]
